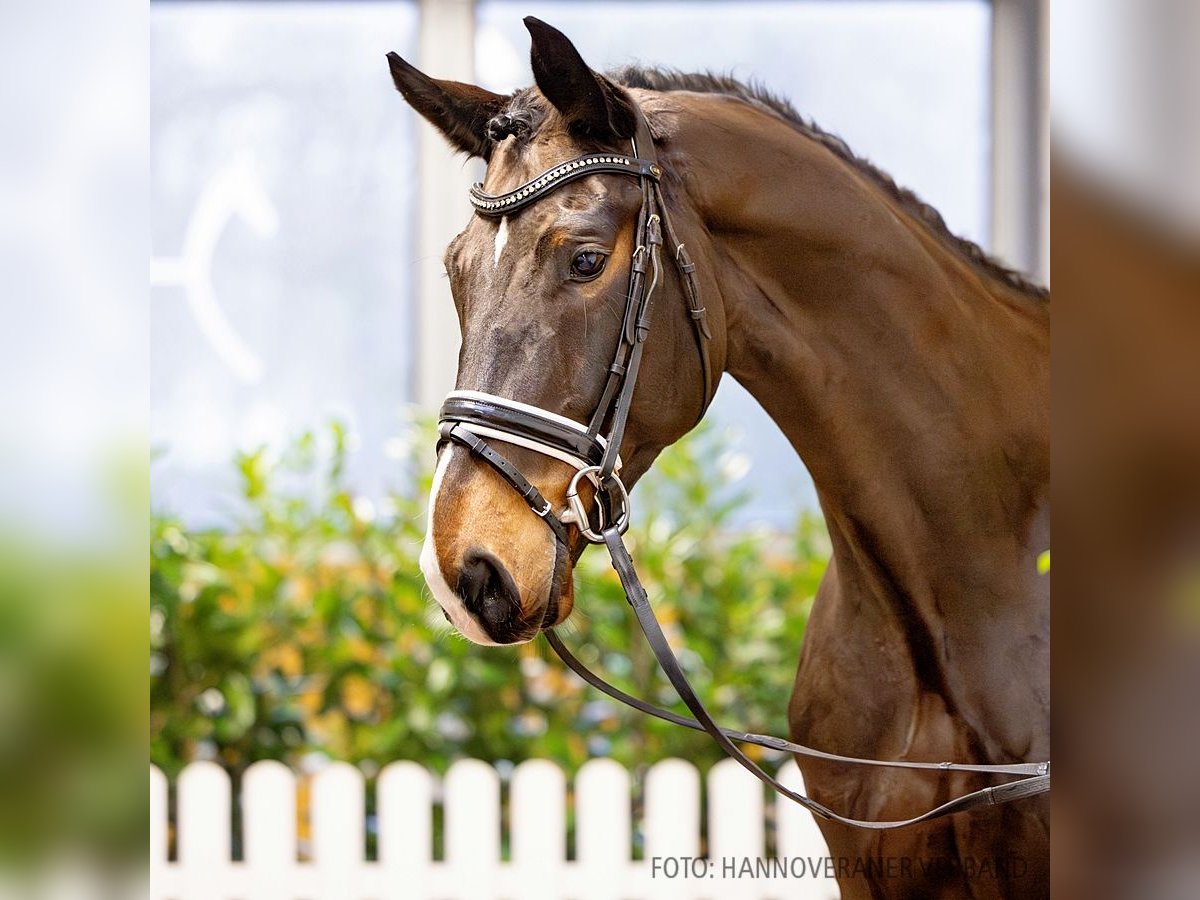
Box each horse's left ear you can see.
[524,17,637,141]
[387,52,509,158]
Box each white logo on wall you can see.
[151,152,278,383]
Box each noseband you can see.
[434,109,1048,829]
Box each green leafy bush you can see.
[150,419,829,778]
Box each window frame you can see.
[149,0,1049,407]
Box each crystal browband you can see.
[469,154,661,216]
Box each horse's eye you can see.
[570,249,607,280]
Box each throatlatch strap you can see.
[656,200,714,413]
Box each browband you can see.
[470,153,661,216]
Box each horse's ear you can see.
[387,52,509,158]
[524,17,637,141]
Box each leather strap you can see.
[544,630,1047,778]
[656,201,714,412]
[564,527,1051,830]
[593,116,661,488]
[438,422,570,545]
[441,393,608,468]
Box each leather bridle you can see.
[440,112,711,545]
[435,109,1049,830]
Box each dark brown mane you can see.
[609,67,1049,301]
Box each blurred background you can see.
[146,0,1046,781]
[141,0,1051,885]
[149,0,1048,530]
[0,0,1066,894]
[23,0,1200,897]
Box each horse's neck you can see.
[677,97,1049,659]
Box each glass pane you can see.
[477,0,992,526]
[151,2,419,523]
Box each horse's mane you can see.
[608,66,1049,302]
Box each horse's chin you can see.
[539,558,575,630]
[541,525,604,629]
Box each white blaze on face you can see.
[493,216,509,267]
[419,447,501,645]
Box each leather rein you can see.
[435,111,1049,830]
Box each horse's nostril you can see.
[457,548,522,641]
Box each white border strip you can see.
[452,422,596,474]
[446,389,605,440]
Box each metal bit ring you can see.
[565,466,631,543]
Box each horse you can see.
[390,17,1049,899]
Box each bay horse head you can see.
[390,19,723,644]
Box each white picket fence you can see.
[150,757,838,900]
